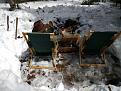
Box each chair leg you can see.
[28,55,32,69]
[79,48,82,66]
[52,49,57,67]
[80,55,83,64]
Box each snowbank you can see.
[0,70,35,91]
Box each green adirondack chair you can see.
[22,32,58,69]
[79,31,121,67]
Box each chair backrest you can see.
[83,31,117,55]
[27,32,55,56]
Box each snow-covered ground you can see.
[0,1,121,91]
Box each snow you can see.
[56,82,64,91]
[0,70,35,91]
[0,1,121,91]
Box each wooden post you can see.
[7,16,9,31]
[15,17,18,39]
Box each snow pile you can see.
[0,70,35,91]
[0,1,121,91]
[22,2,121,32]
